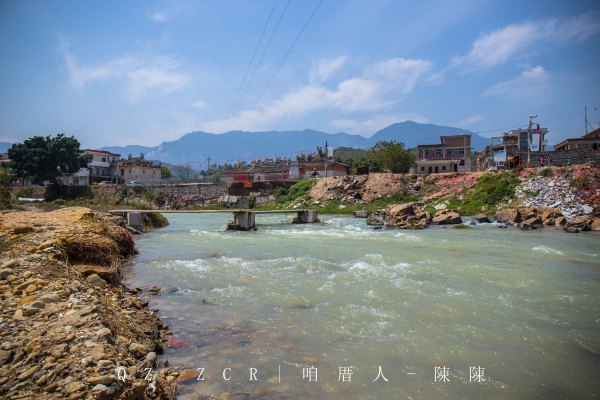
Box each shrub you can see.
[276,179,316,204]
[538,167,554,177]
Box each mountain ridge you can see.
[101,121,486,165]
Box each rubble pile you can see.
[515,173,594,219]
[0,207,177,399]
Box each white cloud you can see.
[201,56,432,132]
[151,12,168,22]
[369,58,432,94]
[457,115,485,126]
[61,44,190,101]
[191,100,207,110]
[484,65,549,98]
[452,12,600,71]
[330,114,428,135]
[310,56,347,84]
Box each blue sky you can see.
[1,0,599,148]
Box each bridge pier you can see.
[228,211,256,231]
[127,212,144,231]
[295,210,319,224]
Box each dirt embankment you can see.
[0,207,176,399]
[309,172,484,204]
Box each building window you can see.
[442,166,446,171]
[459,148,465,155]
[143,170,145,174]
[447,149,452,156]
[435,149,442,157]
[120,169,124,176]
[424,150,430,157]
[102,157,106,162]
[421,167,425,171]
[129,169,131,173]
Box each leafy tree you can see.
[366,141,415,173]
[8,134,89,185]
[161,165,172,179]
[0,165,13,206]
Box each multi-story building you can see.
[554,127,600,155]
[116,154,161,184]
[83,149,121,183]
[480,125,549,170]
[415,135,471,174]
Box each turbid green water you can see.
[124,213,600,399]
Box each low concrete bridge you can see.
[109,209,319,231]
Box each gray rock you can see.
[0,350,12,367]
[23,306,41,317]
[0,269,13,280]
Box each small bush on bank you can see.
[275,179,316,204]
[442,171,520,215]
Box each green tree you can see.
[366,141,415,173]
[8,134,89,185]
[0,165,13,206]
[161,165,172,179]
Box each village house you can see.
[224,158,348,182]
[116,154,161,184]
[83,149,121,183]
[554,127,600,155]
[479,126,549,170]
[414,134,472,174]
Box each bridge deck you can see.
[109,209,307,214]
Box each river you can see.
[124,213,600,399]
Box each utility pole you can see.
[324,141,328,178]
[206,155,212,172]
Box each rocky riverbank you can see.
[0,207,177,399]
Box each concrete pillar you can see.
[228,211,256,231]
[127,212,143,231]
[297,210,319,224]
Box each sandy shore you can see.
[0,207,177,399]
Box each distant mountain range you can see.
[100,121,489,166]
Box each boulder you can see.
[386,203,414,219]
[12,226,34,234]
[1,259,19,269]
[86,274,107,288]
[519,207,537,221]
[592,206,600,219]
[128,342,147,358]
[0,269,14,280]
[472,214,491,223]
[432,210,462,225]
[565,218,591,232]
[554,216,567,226]
[494,208,521,225]
[519,217,543,230]
[384,203,433,229]
[591,219,600,231]
[366,212,385,226]
[540,207,562,221]
[352,210,371,218]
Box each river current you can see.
[124,213,600,399]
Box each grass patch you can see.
[275,179,316,204]
[439,172,520,215]
[538,167,554,177]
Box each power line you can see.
[252,0,324,109]
[222,0,279,132]
[226,0,292,131]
